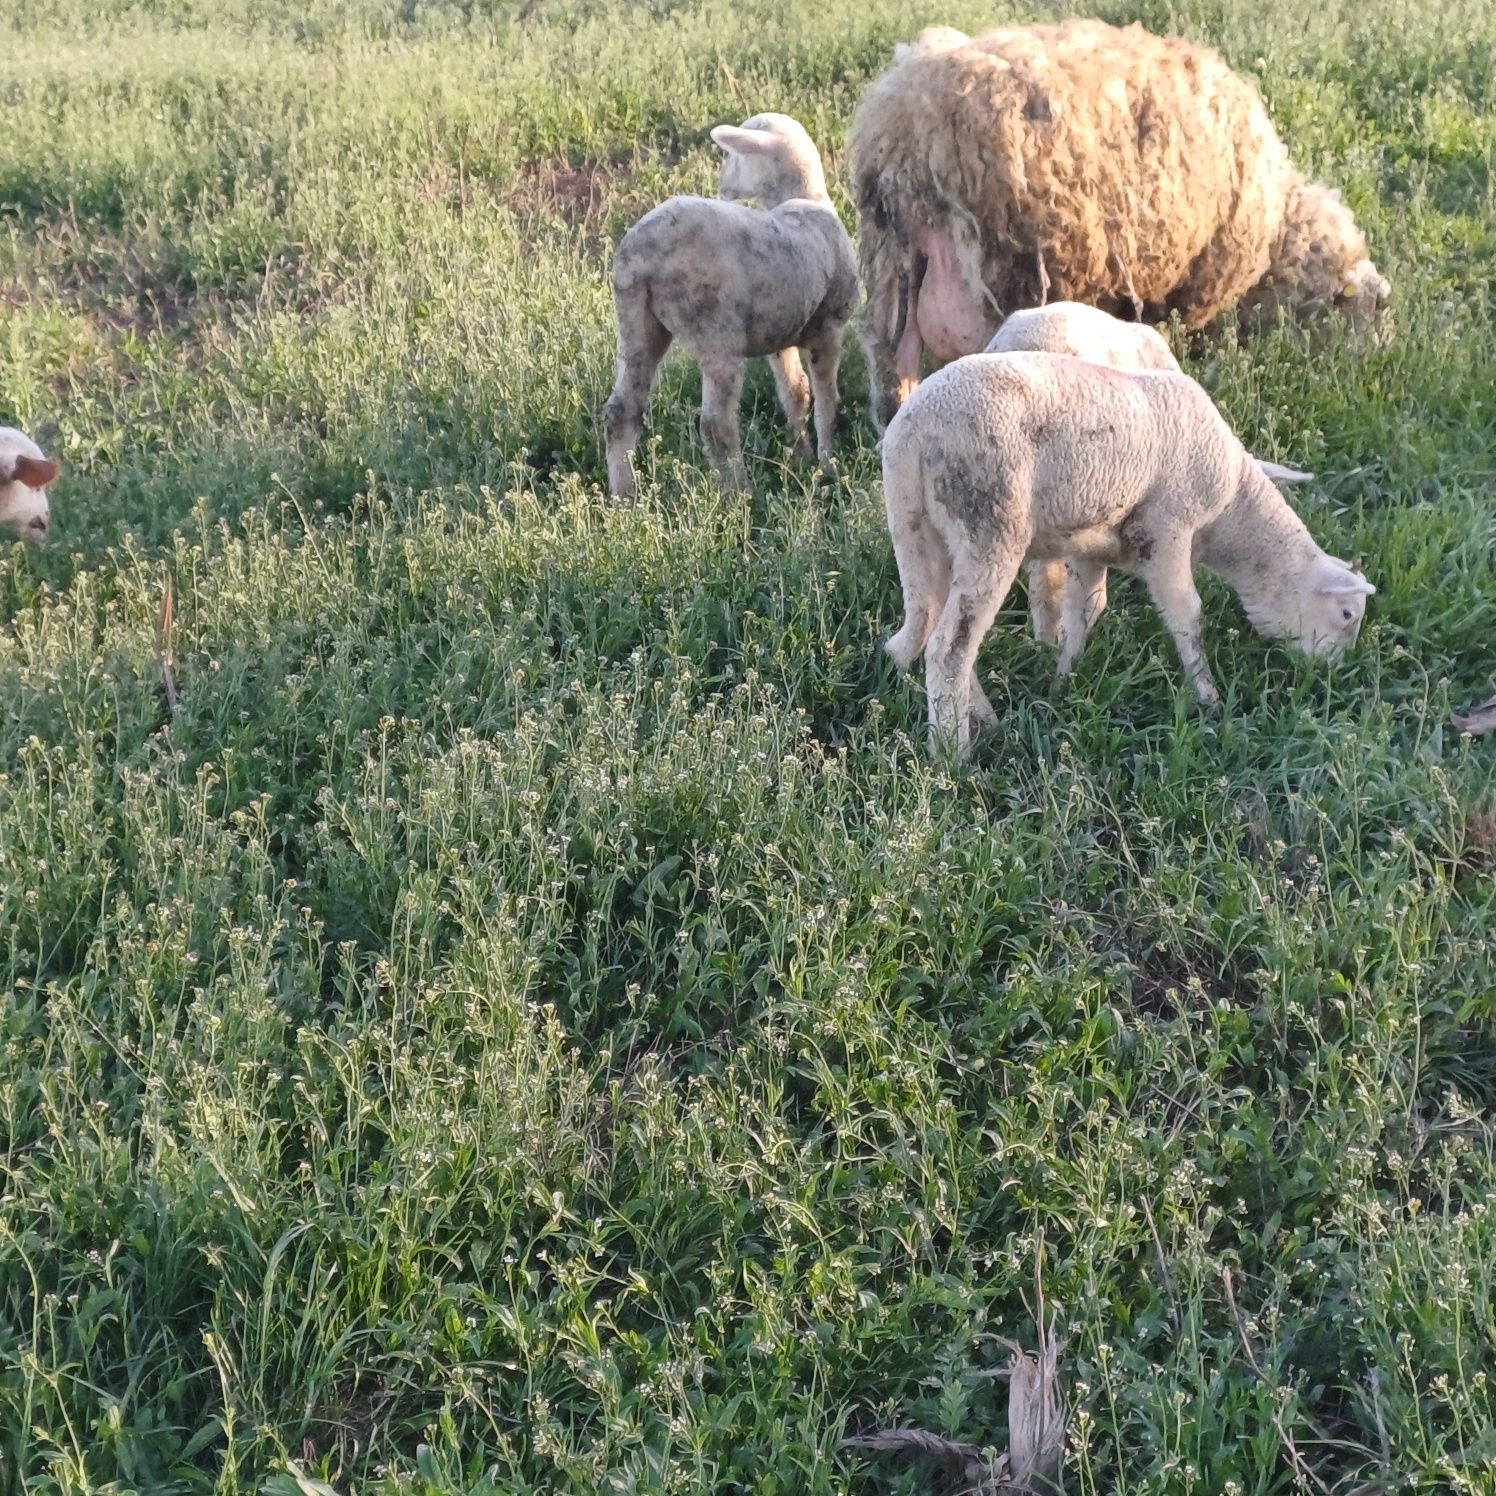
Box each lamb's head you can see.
[0,428,57,541]
[1258,552,1377,657]
[1243,175,1392,337]
[711,113,829,209]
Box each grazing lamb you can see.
[881,353,1375,759]
[850,19,1391,426]
[0,427,58,540]
[602,113,858,498]
[985,301,1313,667]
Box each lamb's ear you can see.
[12,455,58,489]
[1309,554,1376,596]
[1254,458,1314,485]
[710,125,775,156]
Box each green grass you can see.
[2,0,1494,1491]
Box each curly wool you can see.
[850,20,1385,393]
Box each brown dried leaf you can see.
[1000,1328,1065,1492]
[1451,693,1496,735]
[842,1428,996,1483]
[844,1232,1066,1494]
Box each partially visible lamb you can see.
[880,352,1374,758]
[602,113,858,498]
[0,428,58,540]
[849,20,1391,427]
[984,301,1312,668]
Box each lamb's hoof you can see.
[790,438,814,465]
[1032,617,1062,649]
[928,732,973,766]
[884,632,919,671]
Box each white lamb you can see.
[602,113,859,498]
[0,427,58,540]
[881,352,1375,758]
[984,301,1313,665]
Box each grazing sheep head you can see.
[1265,554,1377,657]
[0,429,57,540]
[1335,257,1394,336]
[710,113,828,209]
[1245,176,1392,338]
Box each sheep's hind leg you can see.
[699,357,749,493]
[805,326,845,469]
[1143,554,1219,706]
[603,296,672,499]
[1057,559,1108,676]
[769,348,812,463]
[884,505,951,670]
[925,553,1023,761]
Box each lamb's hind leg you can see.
[603,294,672,499]
[805,325,845,469]
[884,503,951,670]
[769,348,812,463]
[699,356,748,492]
[884,511,996,728]
[925,552,1024,761]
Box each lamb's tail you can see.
[880,414,938,670]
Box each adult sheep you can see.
[850,19,1391,425]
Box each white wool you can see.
[601,114,858,498]
[983,302,1312,663]
[880,352,1374,758]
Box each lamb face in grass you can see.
[880,353,1375,759]
[602,113,858,498]
[0,427,58,540]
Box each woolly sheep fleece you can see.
[850,19,1388,421]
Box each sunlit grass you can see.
[1,1,1493,1491]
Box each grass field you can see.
[2,0,1495,1490]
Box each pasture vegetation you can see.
[0,0,1494,1490]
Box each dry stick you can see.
[1222,1268,1332,1496]
[1014,1223,1065,1494]
[155,574,180,715]
[1138,1194,1181,1338]
[1367,1368,1391,1471]
[718,55,748,111]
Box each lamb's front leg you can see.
[1143,554,1219,706]
[699,356,749,493]
[1027,558,1067,646]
